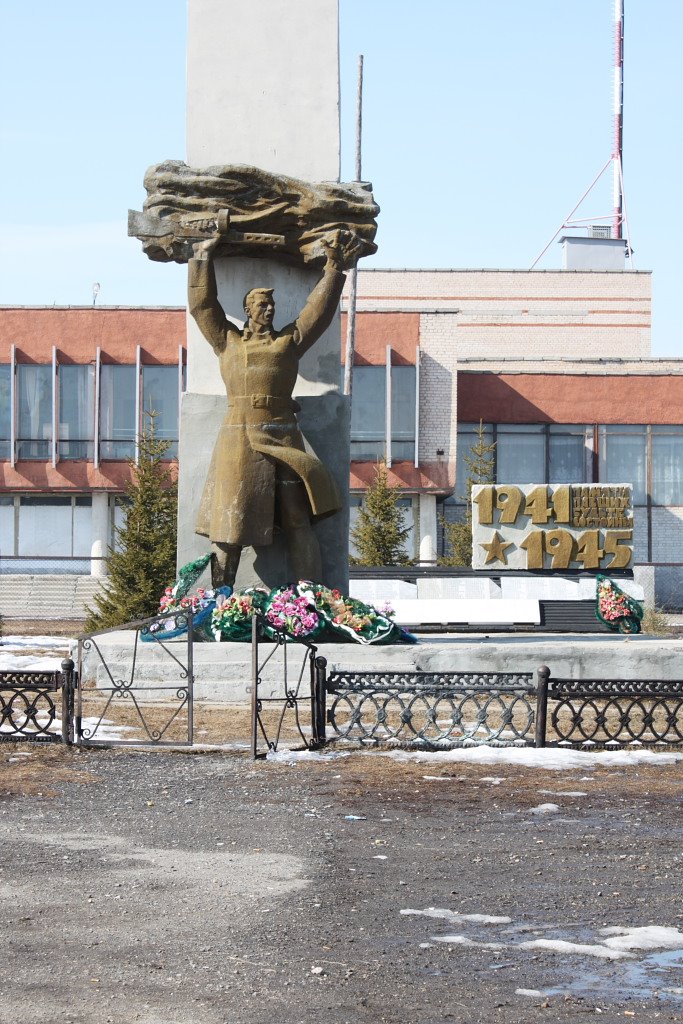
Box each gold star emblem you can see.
[480,530,513,565]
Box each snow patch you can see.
[518,938,634,960]
[1,636,71,648]
[383,747,683,770]
[530,803,560,815]
[598,926,683,951]
[0,654,65,671]
[401,907,512,925]
[539,790,587,798]
[431,934,505,950]
[264,748,350,763]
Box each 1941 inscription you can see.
[471,483,634,571]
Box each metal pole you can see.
[186,611,194,744]
[535,665,550,748]
[613,0,624,238]
[251,613,259,758]
[60,658,75,746]
[342,54,364,398]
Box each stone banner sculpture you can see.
[129,161,378,268]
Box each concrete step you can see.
[73,629,683,704]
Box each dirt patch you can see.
[2,619,82,636]
[0,742,98,798]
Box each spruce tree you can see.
[439,421,496,566]
[350,460,411,566]
[86,419,178,630]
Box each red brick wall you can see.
[458,373,683,425]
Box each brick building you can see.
[1,236,681,608]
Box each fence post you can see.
[535,665,550,748]
[312,656,327,748]
[60,657,75,746]
[251,612,259,758]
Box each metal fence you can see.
[76,612,194,747]
[326,669,538,747]
[2,649,682,753]
[0,663,74,744]
[250,613,327,757]
[326,666,683,751]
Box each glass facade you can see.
[349,364,416,461]
[59,364,95,460]
[100,364,137,460]
[600,425,647,505]
[17,364,52,460]
[496,425,546,485]
[0,365,10,461]
[548,425,589,484]
[454,423,591,503]
[652,426,683,506]
[142,365,179,456]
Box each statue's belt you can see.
[229,394,301,415]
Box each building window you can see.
[0,495,92,572]
[600,425,647,505]
[0,496,14,554]
[391,365,416,462]
[652,426,683,506]
[100,365,136,460]
[548,425,590,484]
[59,364,95,460]
[452,423,591,502]
[142,365,179,456]
[496,425,545,484]
[350,364,416,462]
[17,364,52,460]
[0,365,10,461]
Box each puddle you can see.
[403,908,683,1002]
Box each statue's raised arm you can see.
[293,230,355,354]
[188,234,240,354]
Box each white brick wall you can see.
[346,269,652,362]
[418,314,458,462]
[651,507,683,562]
[632,508,649,563]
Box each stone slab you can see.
[577,577,645,601]
[391,599,541,626]
[417,578,502,600]
[500,577,581,601]
[74,632,683,703]
[349,580,417,604]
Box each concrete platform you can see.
[75,631,683,702]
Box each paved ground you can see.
[0,742,682,1024]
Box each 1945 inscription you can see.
[471,484,634,571]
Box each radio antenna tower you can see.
[531,0,632,268]
[612,0,624,239]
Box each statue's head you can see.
[243,288,275,327]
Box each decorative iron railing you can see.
[76,612,194,747]
[326,670,538,748]
[0,662,75,744]
[549,677,683,748]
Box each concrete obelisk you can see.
[176,0,349,591]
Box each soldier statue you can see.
[189,231,347,588]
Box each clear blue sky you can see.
[1,1,680,356]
